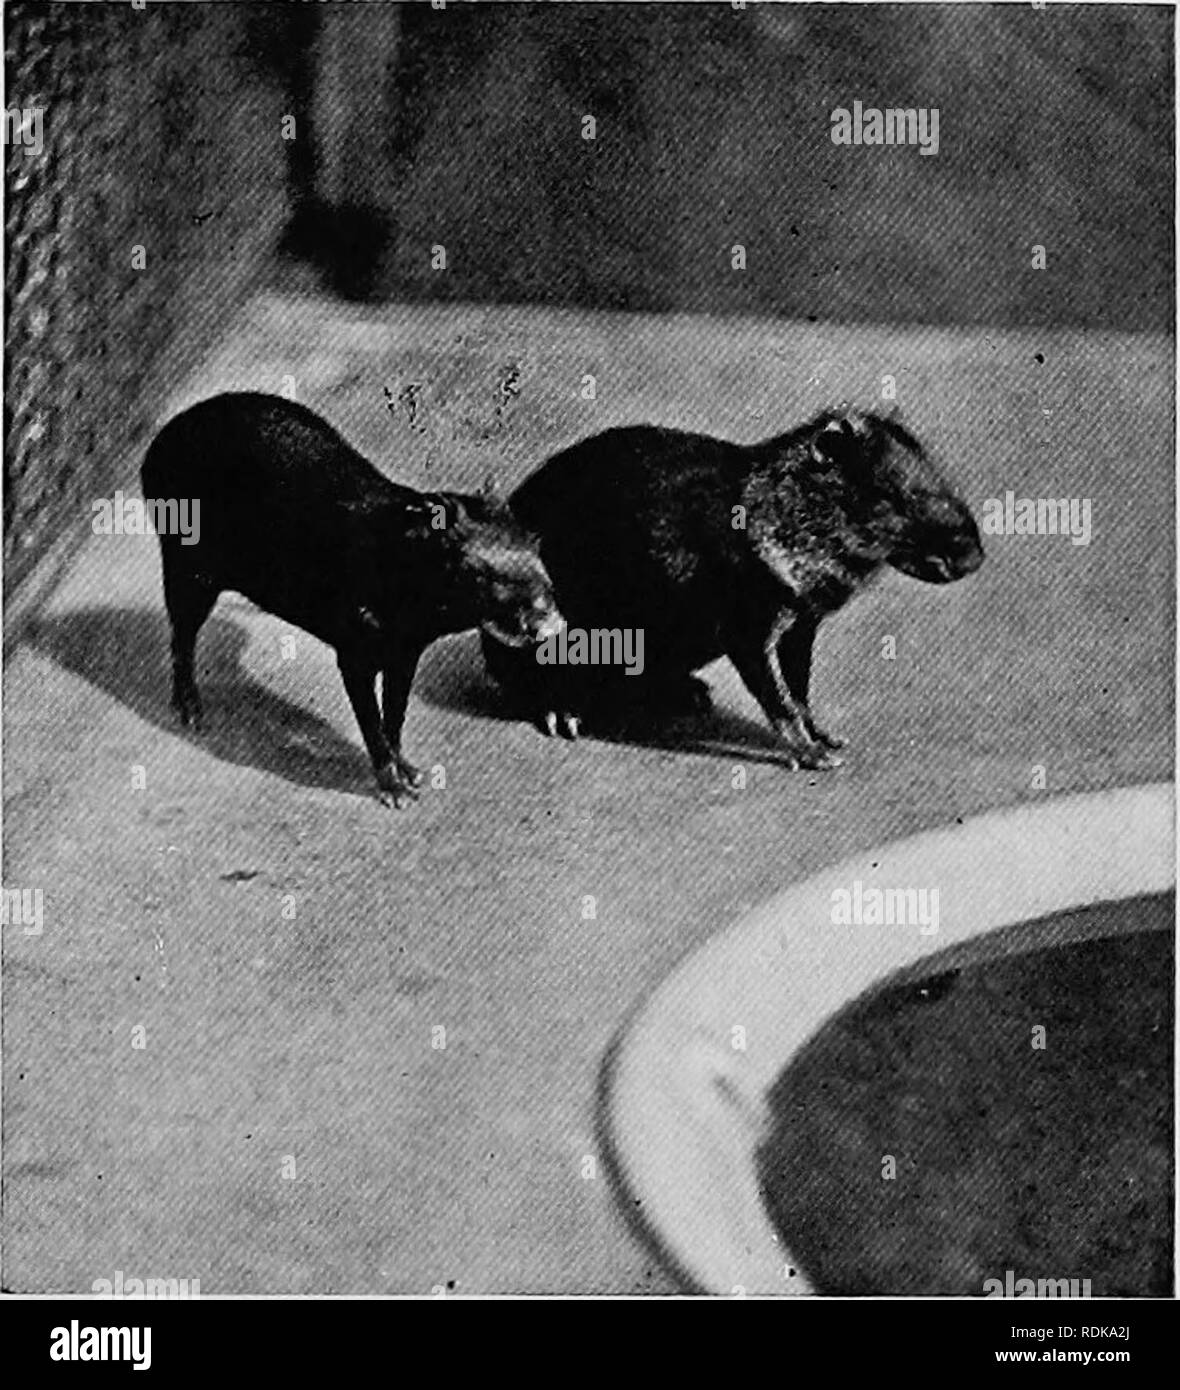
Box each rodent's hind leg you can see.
[162,562,218,733]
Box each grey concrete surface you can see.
[3,295,1171,1293]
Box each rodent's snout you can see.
[527,596,566,642]
[943,511,986,579]
[921,548,982,583]
[890,515,985,585]
[482,591,565,648]
[951,534,985,577]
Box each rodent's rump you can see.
[482,407,983,766]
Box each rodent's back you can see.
[507,426,769,677]
[142,393,428,630]
[142,392,397,510]
[513,426,747,605]
[513,425,743,520]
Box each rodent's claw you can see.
[377,784,419,810]
[172,695,204,733]
[376,764,420,809]
[540,711,581,739]
[773,721,843,771]
[784,746,843,771]
[396,755,424,787]
[809,724,846,750]
[809,747,844,770]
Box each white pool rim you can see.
[607,783,1175,1296]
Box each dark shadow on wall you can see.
[290,1,1173,332]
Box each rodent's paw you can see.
[787,744,843,771]
[772,724,843,771]
[375,763,420,809]
[807,720,846,751]
[786,747,843,772]
[396,754,424,788]
[540,710,582,740]
[171,692,204,733]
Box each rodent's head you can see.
[431,491,564,645]
[812,410,984,584]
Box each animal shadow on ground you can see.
[26,607,375,797]
[29,610,801,799]
[415,633,804,770]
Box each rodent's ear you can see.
[811,411,873,465]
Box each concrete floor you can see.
[3,295,1171,1293]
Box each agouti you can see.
[142,392,563,807]
[481,408,982,768]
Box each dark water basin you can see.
[757,893,1174,1296]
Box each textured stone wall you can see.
[4,1,293,601]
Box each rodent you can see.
[480,407,983,768]
[142,392,563,807]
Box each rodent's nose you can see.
[533,608,565,641]
[956,541,985,576]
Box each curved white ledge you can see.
[607,784,1175,1296]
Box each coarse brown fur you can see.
[143,392,562,806]
[481,407,983,767]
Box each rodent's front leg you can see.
[776,615,845,750]
[338,650,416,807]
[726,609,841,770]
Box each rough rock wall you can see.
[4,1,293,601]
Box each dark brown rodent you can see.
[481,407,983,767]
[143,392,562,806]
